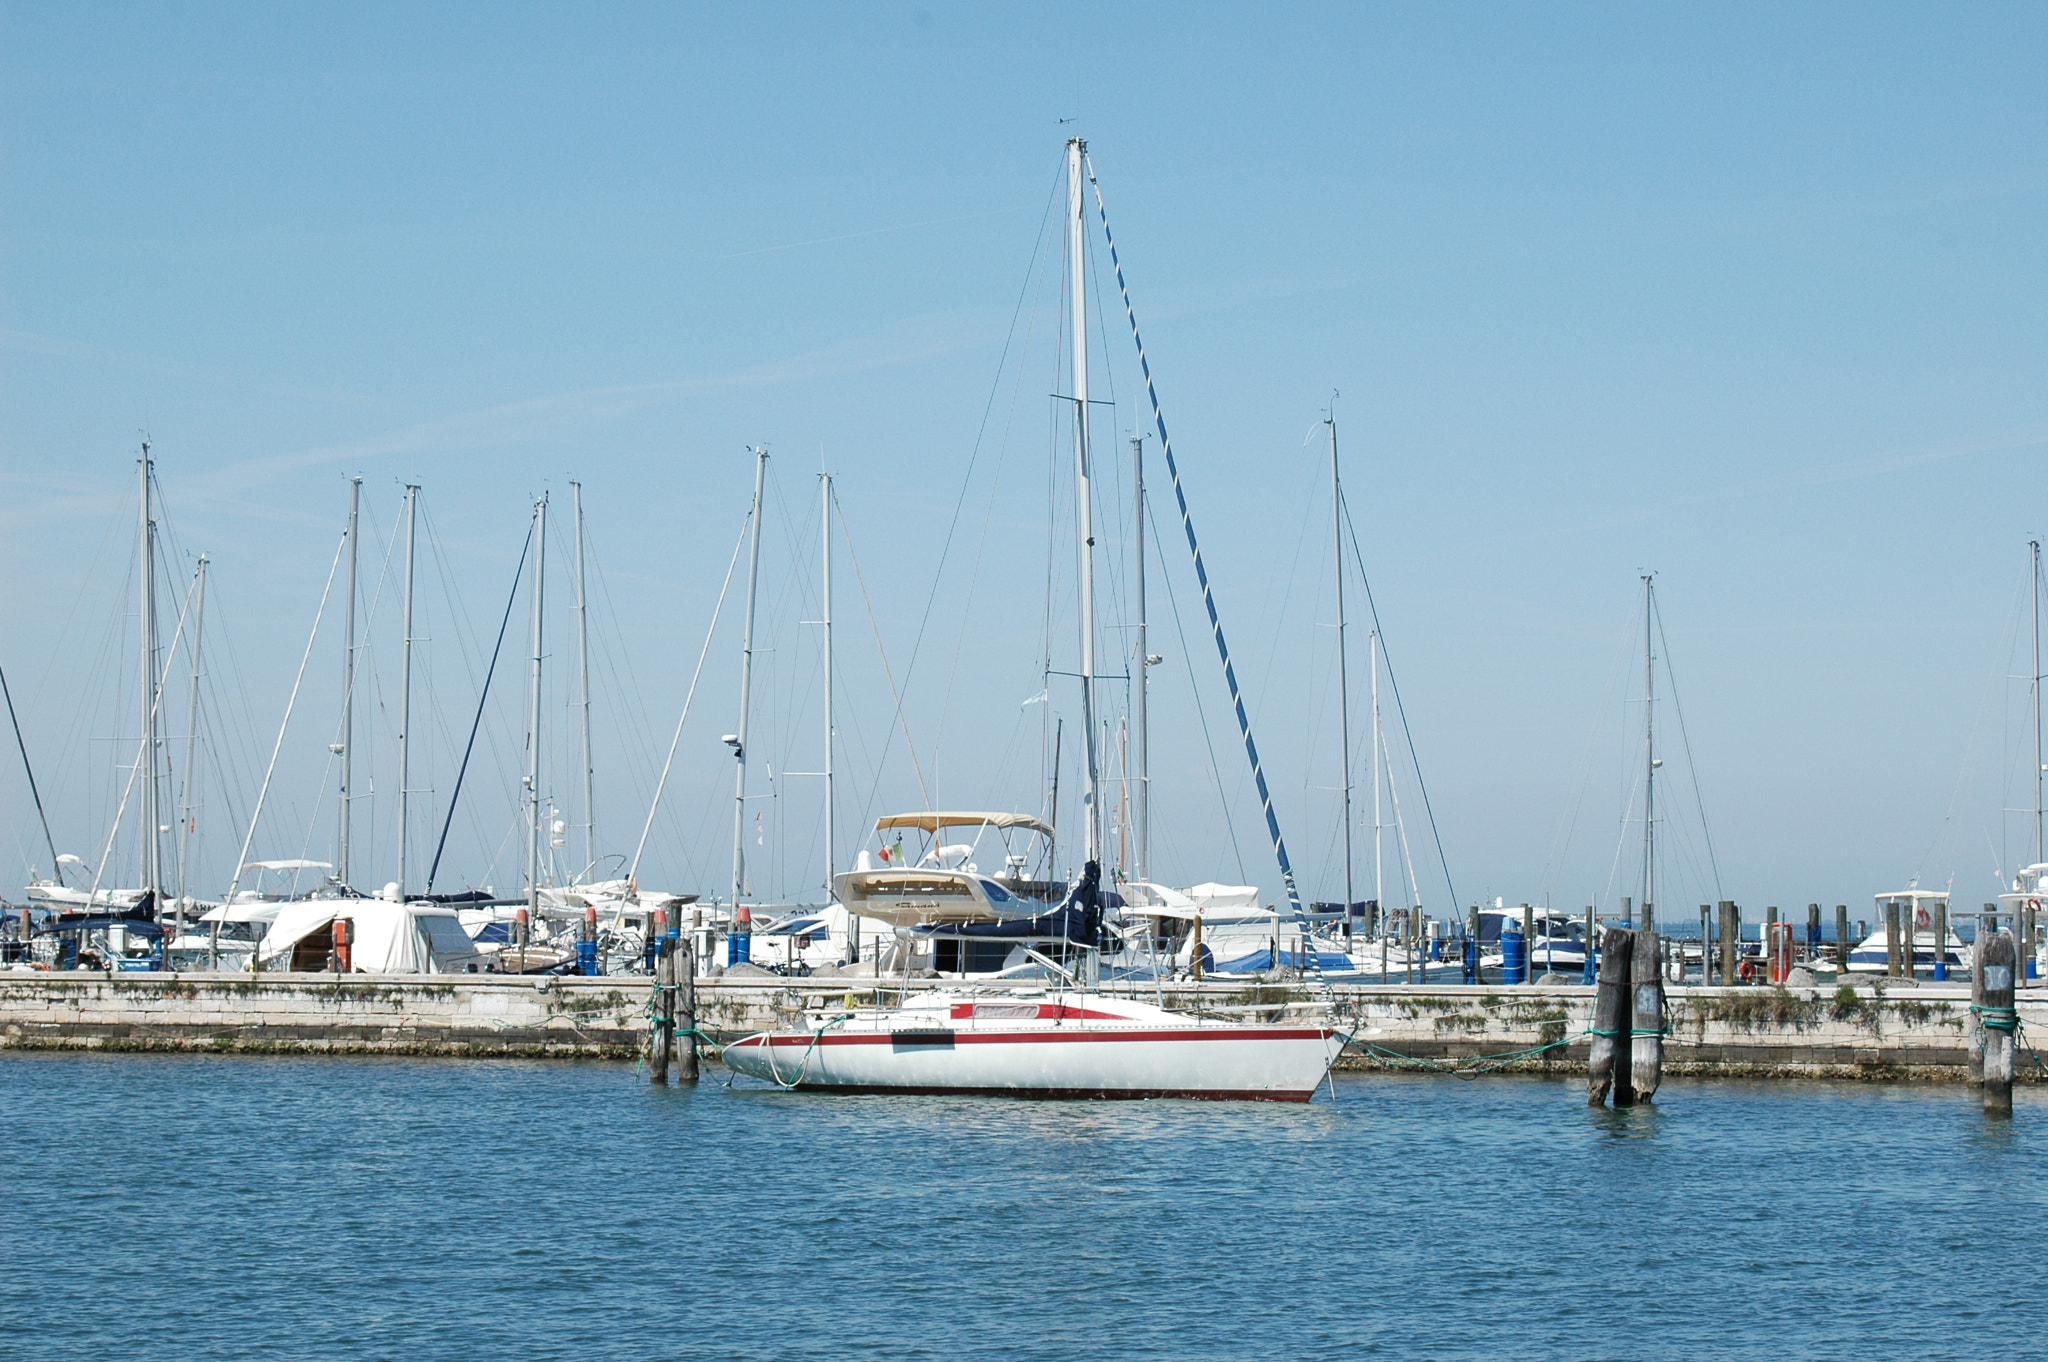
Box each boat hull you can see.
[723,1016,1340,1102]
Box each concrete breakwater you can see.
[0,972,2042,1079]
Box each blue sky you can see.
[2,3,2044,919]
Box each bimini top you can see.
[873,812,1053,838]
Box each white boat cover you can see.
[258,899,484,972]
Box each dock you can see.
[1,971,2041,1080]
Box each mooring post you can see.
[1806,904,1821,965]
[650,938,674,1084]
[1836,905,1852,978]
[2026,904,2039,983]
[1718,901,1738,985]
[677,932,699,1084]
[1582,906,1596,985]
[1968,915,1987,1084]
[1933,902,1949,982]
[1630,927,1663,1100]
[1980,927,2017,1115]
[1520,903,1534,983]
[1698,905,1710,984]
[1466,905,1480,985]
[1589,926,1633,1106]
[1885,900,1901,978]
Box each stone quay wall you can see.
[0,971,2039,1080]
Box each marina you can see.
[6,7,2048,1358]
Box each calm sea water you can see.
[1,1055,2041,1361]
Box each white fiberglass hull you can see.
[722,993,1341,1102]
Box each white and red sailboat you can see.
[722,982,1341,1102]
[725,139,1342,1100]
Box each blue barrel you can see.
[729,906,752,966]
[578,939,598,976]
[1502,930,1528,985]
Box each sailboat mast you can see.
[732,448,768,908]
[337,476,360,888]
[821,470,836,899]
[138,445,162,901]
[572,481,594,881]
[1131,432,1149,888]
[2034,538,2043,869]
[1371,630,1383,919]
[395,483,419,900]
[526,493,549,920]
[1329,408,1353,923]
[1068,135,1103,867]
[1641,573,1656,933]
[175,555,208,940]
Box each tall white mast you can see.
[2033,538,2043,869]
[174,554,208,951]
[821,470,836,900]
[573,481,594,882]
[1068,135,1103,867]
[337,476,360,888]
[1371,628,1383,917]
[1131,432,1149,888]
[732,448,768,908]
[1641,573,1656,932]
[526,492,548,918]
[138,445,163,903]
[1328,406,1353,924]
[395,483,419,900]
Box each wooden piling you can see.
[1589,926,1634,1107]
[1968,920,1986,1084]
[1718,901,1739,985]
[1520,903,1534,982]
[1979,927,2017,1115]
[1806,904,1821,963]
[1835,905,1851,977]
[677,936,699,1084]
[1630,928,1663,1101]
[1885,900,1901,978]
[649,942,674,1084]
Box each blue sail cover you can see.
[916,861,1105,947]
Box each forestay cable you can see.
[1086,151,1303,917]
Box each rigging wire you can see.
[1651,588,1724,903]
[1339,489,1459,912]
[426,518,535,892]
[836,489,932,812]
[631,511,751,882]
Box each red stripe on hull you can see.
[744,1027,1333,1048]
[775,1083,1315,1103]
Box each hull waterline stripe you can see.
[739,1027,1334,1047]
[766,1084,1315,1103]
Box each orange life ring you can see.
[1737,958,1758,983]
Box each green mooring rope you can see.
[762,1012,857,1090]
[1973,1004,2020,1034]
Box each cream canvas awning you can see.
[873,811,1053,838]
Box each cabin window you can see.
[980,879,1012,903]
[933,939,1014,974]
